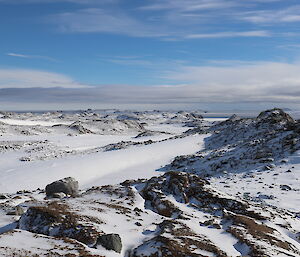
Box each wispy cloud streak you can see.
[6,52,57,62]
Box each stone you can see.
[51,192,67,199]
[0,194,8,199]
[96,234,122,253]
[280,185,292,191]
[45,177,79,197]
[7,206,24,216]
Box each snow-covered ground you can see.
[0,134,206,193]
[210,150,300,212]
[0,109,299,257]
[0,118,71,126]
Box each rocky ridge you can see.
[166,108,300,175]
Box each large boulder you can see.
[45,177,79,198]
[96,233,122,253]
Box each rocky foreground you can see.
[0,109,299,256]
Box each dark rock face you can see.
[45,177,79,197]
[96,234,122,253]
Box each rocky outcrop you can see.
[68,122,94,134]
[18,201,101,246]
[138,172,263,219]
[10,171,300,257]
[129,172,299,257]
[166,108,300,175]
[257,108,295,125]
[129,220,227,257]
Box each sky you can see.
[1,0,300,110]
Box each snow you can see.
[0,109,300,257]
[0,229,99,256]
[210,151,300,212]
[0,134,207,193]
[144,123,189,134]
[0,118,71,126]
[164,195,242,257]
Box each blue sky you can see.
[1,0,300,110]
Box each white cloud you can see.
[50,7,273,39]
[241,5,300,24]
[6,52,57,61]
[139,0,236,11]
[163,61,300,102]
[1,62,300,109]
[7,53,30,58]
[0,0,115,4]
[52,8,167,37]
[185,30,270,39]
[0,69,88,88]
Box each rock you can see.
[96,234,122,253]
[133,207,143,213]
[200,219,220,228]
[68,123,94,134]
[228,114,241,122]
[19,157,31,162]
[0,194,8,199]
[254,149,273,159]
[243,192,251,200]
[45,177,79,197]
[264,164,275,170]
[258,194,275,200]
[7,206,24,216]
[51,192,67,199]
[280,185,292,191]
[18,202,100,246]
[259,158,275,163]
[257,108,295,125]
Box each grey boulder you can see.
[45,177,79,197]
[96,234,122,253]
